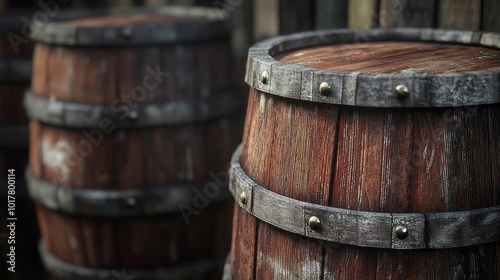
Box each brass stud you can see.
[319,82,332,96]
[126,197,136,208]
[127,110,138,121]
[121,26,133,39]
[308,216,321,231]
[395,84,410,99]
[240,192,247,205]
[394,225,408,239]
[260,71,268,84]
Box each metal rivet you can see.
[127,110,138,121]
[319,82,332,96]
[126,197,136,208]
[240,192,247,205]
[394,225,408,239]
[395,84,410,99]
[260,71,268,84]
[122,26,133,39]
[308,216,321,231]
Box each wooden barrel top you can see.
[30,6,230,46]
[246,28,500,107]
[276,41,500,74]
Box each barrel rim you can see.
[245,28,500,107]
[30,6,231,46]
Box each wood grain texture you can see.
[379,0,435,28]
[29,12,242,280]
[438,0,481,30]
[276,41,500,74]
[232,35,500,277]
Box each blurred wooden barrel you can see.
[25,7,242,280]
[229,29,500,280]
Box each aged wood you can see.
[379,0,435,28]
[438,0,481,30]
[246,29,500,108]
[230,149,500,249]
[24,89,240,129]
[30,6,230,46]
[28,7,242,280]
[230,28,500,279]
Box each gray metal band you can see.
[229,146,500,249]
[24,90,241,129]
[39,241,214,280]
[0,124,29,147]
[222,253,232,280]
[27,168,230,217]
[0,60,32,82]
[246,28,500,107]
[30,6,230,46]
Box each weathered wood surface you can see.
[379,0,435,28]
[28,10,243,280]
[438,0,481,30]
[246,29,500,108]
[276,41,500,74]
[230,29,500,279]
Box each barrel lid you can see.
[30,6,231,46]
[246,28,500,107]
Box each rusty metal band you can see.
[26,168,230,217]
[0,124,29,147]
[229,146,500,250]
[24,90,241,129]
[39,241,214,280]
[30,6,230,46]
[0,60,32,82]
[246,28,500,107]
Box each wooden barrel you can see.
[25,7,242,280]
[228,29,500,279]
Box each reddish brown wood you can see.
[29,13,243,280]
[276,41,500,74]
[232,39,500,278]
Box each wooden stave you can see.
[26,8,242,279]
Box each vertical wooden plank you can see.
[315,0,349,29]
[253,0,279,41]
[482,0,500,32]
[348,0,379,29]
[438,0,481,30]
[144,0,172,6]
[279,0,314,34]
[379,0,435,28]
